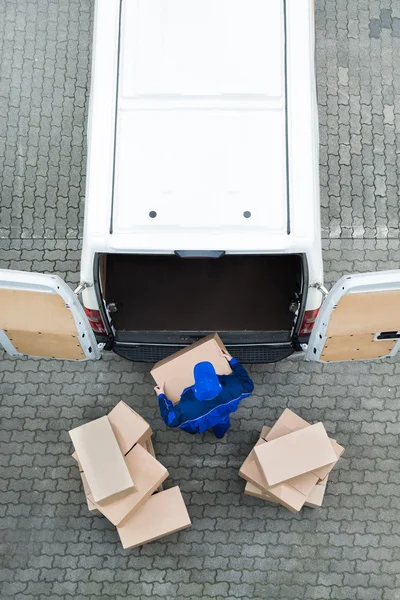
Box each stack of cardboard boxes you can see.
[69,401,191,549]
[239,409,344,512]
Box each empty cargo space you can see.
[104,254,302,332]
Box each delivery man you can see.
[154,350,254,438]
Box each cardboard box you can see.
[117,486,191,550]
[69,416,134,502]
[266,409,344,481]
[150,333,232,404]
[254,422,337,487]
[304,476,328,508]
[139,436,163,492]
[80,472,101,515]
[87,443,168,526]
[108,401,152,455]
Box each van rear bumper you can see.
[112,342,295,364]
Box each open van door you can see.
[0,270,100,361]
[305,271,400,363]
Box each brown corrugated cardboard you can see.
[254,422,337,486]
[313,440,344,480]
[139,436,163,492]
[69,416,134,502]
[87,443,168,526]
[260,425,272,439]
[117,486,191,550]
[239,439,268,490]
[150,333,232,404]
[266,409,344,481]
[108,401,152,455]
[263,482,309,513]
[239,426,271,489]
[80,472,101,515]
[244,481,277,502]
[265,409,309,442]
[304,476,328,508]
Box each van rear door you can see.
[0,270,100,360]
[305,271,400,362]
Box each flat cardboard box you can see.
[304,476,328,508]
[87,443,168,526]
[254,422,338,487]
[117,486,191,550]
[244,481,277,503]
[69,416,134,502]
[150,333,232,404]
[80,472,101,515]
[108,401,152,455]
[266,409,344,481]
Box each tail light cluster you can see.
[84,307,106,335]
[299,308,320,336]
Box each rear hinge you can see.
[311,282,328,298]
[74,282,90,295]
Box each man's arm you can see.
[221,350,254,393]
[154,384,178,427]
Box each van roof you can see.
[84,0,321,254]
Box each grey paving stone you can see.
[0,1,400,600]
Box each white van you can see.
[2,0,400,366]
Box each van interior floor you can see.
[104,254,302,333]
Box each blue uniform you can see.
[158,359,254,437]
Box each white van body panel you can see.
[81,0,323,313]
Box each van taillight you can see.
[299,308,320,336]
[84,307,106,335]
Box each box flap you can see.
[304,481,327,508]
[69,416,134,502]
[88,443,168,526]
[108,401,152,455]
[244,481,277,503]
[260,425,272,439]
[117,486,191,550]
[254,422,337,486]
[150,333,231,404]
[265,408,309,441]
[313,439,345,480]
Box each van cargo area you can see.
[102,254,302,336]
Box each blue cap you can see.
[193,361,222,401]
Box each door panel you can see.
[0,270,99,361]
[306,271,400,362]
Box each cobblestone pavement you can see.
[1,1,400,599]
